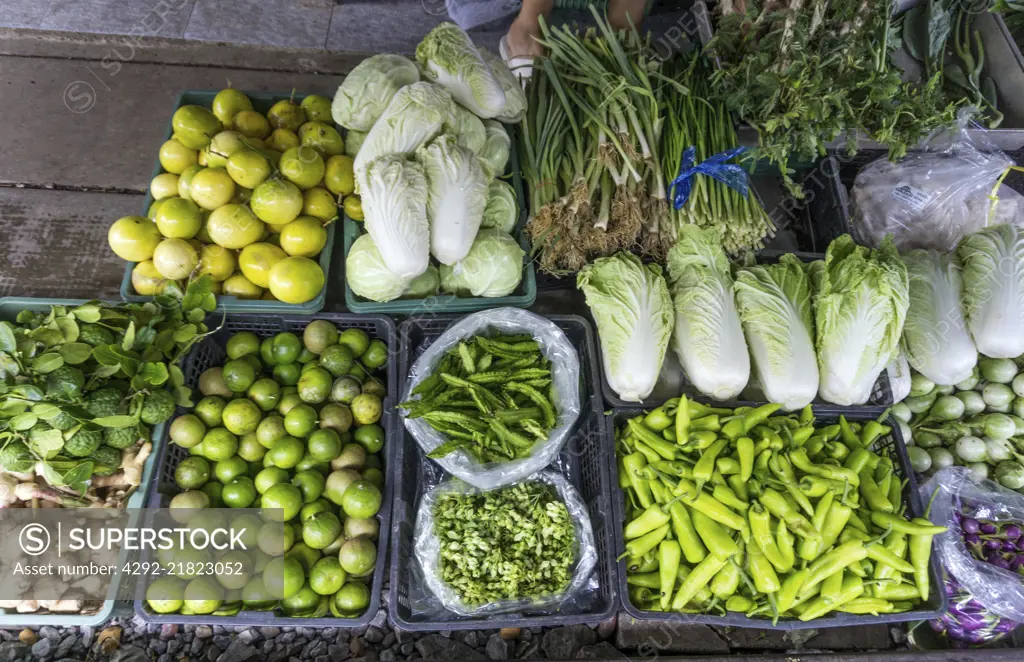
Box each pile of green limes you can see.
[145,319,387,618]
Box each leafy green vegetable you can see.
[480,180,517,234]
[439,229,525,298]
[346,233,411,303]
[957,224,1024,359]
[417,134,490,266]
[416,23,507,119]
[330,53,421,132]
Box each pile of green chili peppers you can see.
[402,334,557,463]
[617,397,947,623]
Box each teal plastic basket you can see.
[0,297,165,627]
[120,90,337,314]
[342,124,536,315]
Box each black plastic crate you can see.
[607,405,948,630]
[388,314,616,630]
[135,312,397,628]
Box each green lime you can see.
[324,469,360,506]
[300,498,332,522]
[332,443,366,471]
[215,550,253,590]
[241,575,277,609]
[261,483,303,521]
[319,344,354,377]
[231,513,263,548]
[247,378,281,411]
[332,581,370,615]
[284,404,318,437]
[242,354,263,374]
[278,392,304,415]
[183,576,224,615]
[222,359,257,393]
[262,556,305,600]
[222,398,262,435]
[175,456,211,490]
[297,368,333,404]
[347,362,370,381]
[272,332,303,364]
[295,452,330,474]
[285,541,321,573]
[214,455,249,483]
[237,433,266,462]
[361,467,384,489]
[301,361,320,375]
[345,517,379,540]
[202,428,239,462]
[254,466,290,494]
[361,339,388,369]
[260,337,278,367]
[273,363,301,386]
[199,368,233,398]
[258,520,294,555]
[307,428,342,462]
[248,459,264,478]
[361,378,387,399]
[281,583,321,615]
[201,481,224,507]
[226,331,261,359]
[329,377,361,405]
[350,394,382,426]
[268,436,305,469]
[296,348,315,364]
[337,329,371,358]
[318,403,353,435]
[189,509,227,537]
[146,576,185,614]
[308,556,345,596]
[353,424,385,454]
[340,480,381,519]
[222,476,258,508]
[292,469,326,503]
[195,396,227,427]
[338,537,376,575]
[364,453,382,470]
[302,511,342,549]
[250,548,272,574]
[169,546,212,576]
[170,414,206,448]
[303,320,339,355]
[256,415,287,448]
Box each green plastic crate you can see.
[120,90,337,314]
[342,124,536,315]
[0,297,166,627]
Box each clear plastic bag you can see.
[921,466,1024,624]
[402,307,582,489]
[413,470,598,617]
[850,115,1023,253]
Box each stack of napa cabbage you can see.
[334,25,528,302]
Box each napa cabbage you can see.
[345,233,410,302]
[815,235,909,406]
[439,229,525,297]
[479,47,527,124]
[480,120,511,177]
[666,226,749,401]
[331,54,420,131]
[957,224,1024,359]
[360,155,430,279]
[578,252,674,402]
[403,265,440,299]
[480,180,518,233]
[345,129,367,159]
[445,103,486,156]
[734,254,818,410]
[416,23,506,119]
[902,249,977,385]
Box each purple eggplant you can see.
[963,518,981,534]
[965,533,981,545]
[990,556,1011,570]
[981,522,998,535]
[984,538,1002,551]
[1005,525,1022,540]
[1003,541,1018,552]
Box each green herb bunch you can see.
[0,278,217,498]
[433,481,577,605]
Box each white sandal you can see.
[498,34,534,84]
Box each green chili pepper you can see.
[675,395,690,446]
[628,586,659,607]
[659,540,682,610]
[801,542,868,593]
[817,424,840,441]
[671,555,726,610]
[633,440,662,465]
[791,449,860,487]
[784,481,816,519]
[716,457,741,475]
[626,572,661,588]
[874,532,908,583]
[909,517,935,602]
[776,517,796,570]
[617,456,632,490]
[821,570,844,604]
[759,488,819,541]
[799,574,864,621]
[867,542,914,574]
[710,561,741,600]
[691,509,740,559]
[669,502,706,564]
[888,477,903,513]
[728,474,749,502]
[686,430,718,450]
[846,510,868,533]
[622,524,670,560]
[805,437,826,458]
[798,490,834,561]
[777,568,809,613]
[858,470,893,513]
[713,484,749,512]
[653,460,693,478]
[627,551,660,573]
[860,420,888,447]
[824,441,850,461]
[625,505,673,540]
[736,436,754,481]
[753,437,771,455]
[690,415,721,433]
[873,582,921,601]
[870,513,947,536]
[748,503,791,572]
[799,475,831,498]
[624,452,653,509]
[725,595,755,612]
[628,418,678,460]
[649,479,672,505]
[754,448,773,475]
[721,417,744,440]
[747,543,781,593]
[662,427,677,442]
[819,502,852,552]
[838,597,896,614]
[742,403,782,433]
[688,401,732,417]
[799,405,814,425]
[844,448,873,475]
[792,425,815,446]
[673,478,748,532]
[838,416,860,447]
[644,406,673,432]
[675,564,714,604]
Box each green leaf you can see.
[29,428,64,459]
[32,404,61,420]
[925,2,952,66]
[72,304,102,323]
[188,308,206,324]
[122,321,136,352]
[92,415,138,428]
[32,353,64,374]
[40,463,65,487]
[8,412,38,431]
[135,326,157,348]
[0,322,16,353]
[93,364,121,379]
[201,293,217,313]
[169,364,185,388]
[70,481,89,494]
[982,76,999,109]
[140,362,169,386]
[0,353,20,378]
[173,385,194,408]
[172,324,198,344]
[11,385,44,401]
[17,340,36,360]
[945,62,971,91]
[15,311,33,324]
[63,461,94,486]
[29,327,63,347]
[59,342,93,365]
[154,329,175,353]
[55,317,79,343]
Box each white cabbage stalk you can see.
[478,47,528,124]
[331,54,420,131]
[361,155,430,279]
[444,103,486,156]
[439,229,524,297]
[480,180,517,233]
[886,347,912,404]
[354,82,453,185]
[957,223,1024,359]
[416,23,507,118]
[666,226,749,401]
[416,134,490,265]
[734,254,818,410]
[815,236,909,406]
[480,120,511,177]
[902,249,977,385]
[578,253,675,402]
[345,233,410,302]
